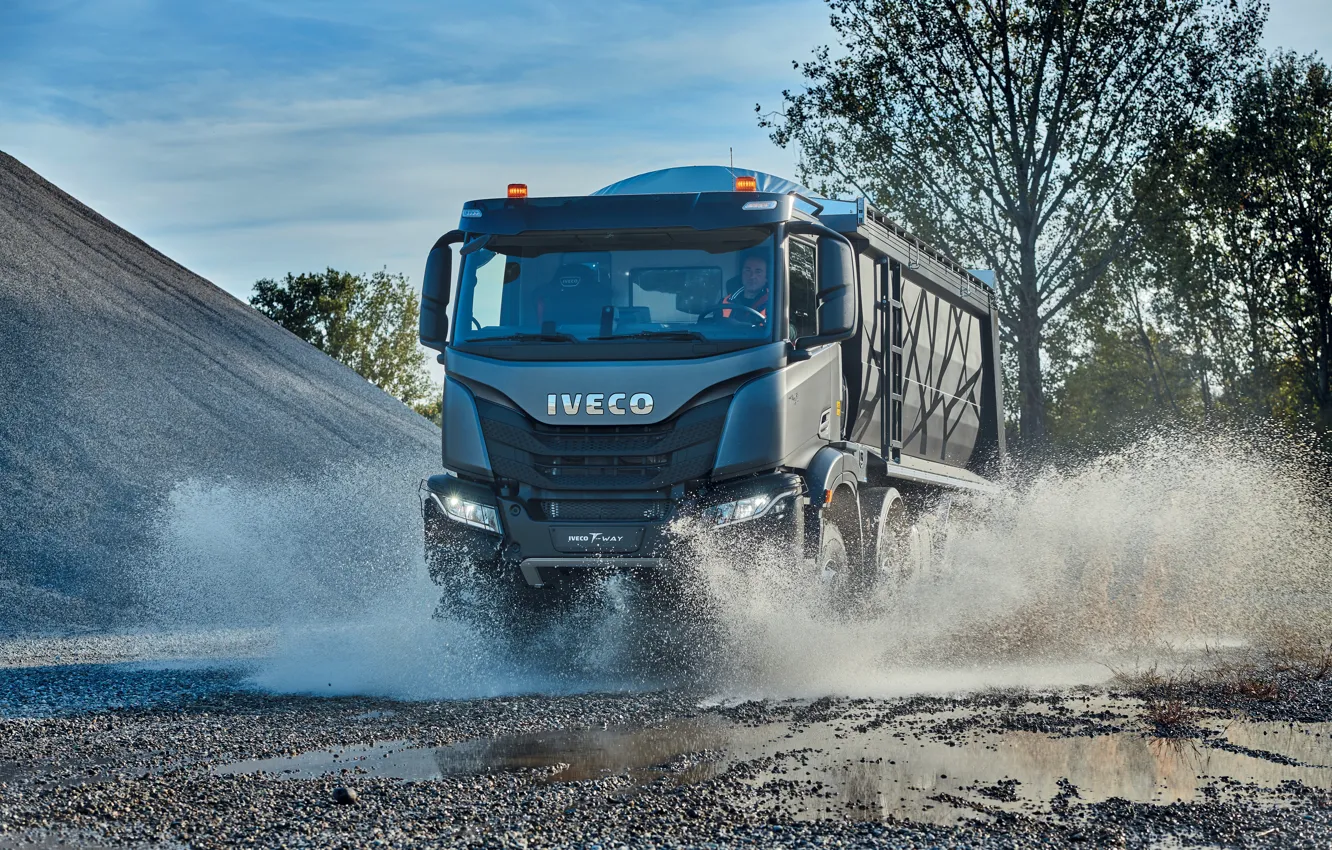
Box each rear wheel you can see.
[862,486,935,596]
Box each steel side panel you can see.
[849,254,884,451]
[897,277,983,468]
[444,343,786,425]
[849,214,994,318]
[441,378,492,477]
[713,344,839,480]
[884,455,999,495]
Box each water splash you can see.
[133,431,1330,701]
[136,463,676,697]
[682,430,1332,698]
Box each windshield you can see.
[452,228,776,348]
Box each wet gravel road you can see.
[1,661,1330,849]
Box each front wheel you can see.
[818,520,850,587]
[818,518,878,615]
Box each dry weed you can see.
[1143,696,1200,734]
[1266,628,1332,681]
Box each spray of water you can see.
[683,430,1332,698]
[134,431,1330,701]
[137,462,677,698]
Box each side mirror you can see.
[814,235,856,339]
[785,220,858,352]
[420,230,465,352]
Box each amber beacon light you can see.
[734,175,758,192]
[507,183,528,198]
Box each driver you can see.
[721,252,770,320]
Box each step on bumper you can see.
[519,557,665,588]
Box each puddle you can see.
[215,700,1332,824]
[215,716,730,784]
[0,757,121,789]
[740,715,1332,824]
[352,710,396,721]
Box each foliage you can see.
[761,0,1265,446]
[1224,55,1332,434]
[251,268,440,419]
[1047,296,1205,454]
[251,268,358,351]
[413,394,443,427]
[1068,53,1332,446]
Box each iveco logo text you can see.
[569,532,625,543]
[546,393,654,416]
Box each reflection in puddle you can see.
[215,717,731,785]
[215,700,1332,825]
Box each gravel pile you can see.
[0,151,439,632]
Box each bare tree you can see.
[762,0,1265,445]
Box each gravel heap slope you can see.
[0,151,439,630]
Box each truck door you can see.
[782,238,843,462]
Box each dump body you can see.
[418,167,1003,591]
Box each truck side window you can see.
[467,250,506,330]
[788,240,818,340]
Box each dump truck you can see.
[417,166,1004,610]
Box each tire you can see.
[422,499,496,586]
[818,520,850,581]
[422,498,516,628]
[818,518,863,613]
[861,486,934,596]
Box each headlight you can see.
[704,491,789,527]
[434,493,501,535]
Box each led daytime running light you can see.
[435,492,501,534]
[704,491,790,527]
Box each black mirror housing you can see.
[815,235,856,338]
[419,230,465,352]
[786,220,858,352]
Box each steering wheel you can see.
[471,317,482,330]
[696,303,766,326]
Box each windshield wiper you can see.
[588,330,707,341]
[467,331,577,343]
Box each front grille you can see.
[534,500,672,521]
[475,396,729,491]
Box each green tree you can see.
[1045,256,1205,451]
[1120,54,1332,440]
[1228,55,1332,434]
[251,268,440,420]
[250,268,358,350]
[761,0,1265,448]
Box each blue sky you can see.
[1,0,1328,307]
[0,0,829,300]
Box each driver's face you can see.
[742,257,768,295]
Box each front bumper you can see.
[421,472,807,588]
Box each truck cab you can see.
[418,167,1004,601]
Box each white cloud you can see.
[1,0,826,302]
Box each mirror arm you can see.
[784,219,857,265]
[793,330,854,352]
[784,219,845,244]
[458,233,492,256]
[434,229,466,251]
[786,342,813,362]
